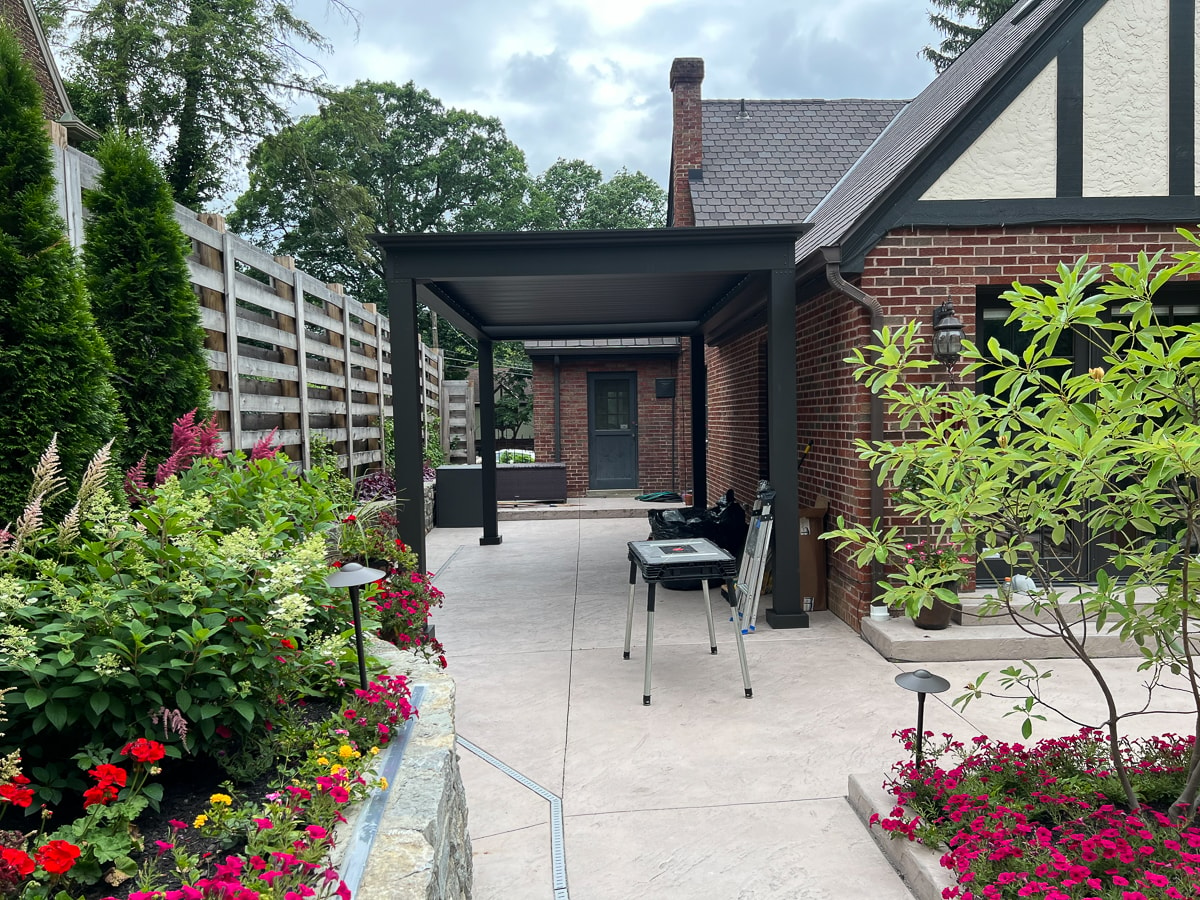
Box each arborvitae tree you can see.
[922,0,1018,73]
[83,132,210,470]
[0,24,122,522]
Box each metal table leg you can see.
[700,579,718,654]
[727,577,753,698]
[624,559,637,660]
[643,582,656,706]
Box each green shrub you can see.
[83,132,211,471]
[0,443,353,801]
[0,24,122,521]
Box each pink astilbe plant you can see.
[250,428,283,461]
[124,410,228,503]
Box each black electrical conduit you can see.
[822,246,886,607]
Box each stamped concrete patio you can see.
[425,512,1195,900]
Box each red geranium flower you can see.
[0,783,34,808]
[89,763,128,787]
[0,847,34,876]
[34,840,80,875]
[82,782,119,808]
[121,738,166,764]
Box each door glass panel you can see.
[594,379,631,431]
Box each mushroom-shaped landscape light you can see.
[894,668,951,767]
[326,562,386,691]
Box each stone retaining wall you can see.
[355,639,471,900]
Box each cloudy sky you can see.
[291,0,944,189]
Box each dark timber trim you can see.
[1170,0,1196,195]
[478,338,501,547]
[385,273,427,572]
[690,333,707,509]
[900,196,1200,226]
[764,267,808,629]
[1056,33,1083,197]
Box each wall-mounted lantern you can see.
[932,301,965,368]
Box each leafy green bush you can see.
[0,442,353,801]
[0,24,122,521]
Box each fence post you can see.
[363,303,387,466]
[220,228,243,455]
[272,257,311,469]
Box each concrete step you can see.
[953,589,1159,627]
[861,614,1142,662]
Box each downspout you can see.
[553,355,562,462]
[822,246,886,609]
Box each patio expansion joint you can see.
[561,794,851,820]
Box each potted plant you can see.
[901,539,968,629]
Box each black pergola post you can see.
[478,338,502,546]
[764,265,808,629]
[386,274,428,572]
[690,333,707,509]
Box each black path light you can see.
[895,668,951,767]
[932,301,965,367]
[326,562,386,691]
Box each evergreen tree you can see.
[83,132,210,470]
[0,24,122,521]
[922,0,1018,73]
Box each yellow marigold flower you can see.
[338,745,355,759]
[331,764,347,777]
[193,814,208,827]
[369,747,380,756]
[209,793,233,806]
[352,751,361,759]
[379,777,388,790]
[316,757,330,766]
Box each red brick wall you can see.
[532,352,692,496]
[704,330,767,510]
[706,223,1200,630]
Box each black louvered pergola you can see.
[375,223,812,628]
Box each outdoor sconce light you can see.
[326,562,386,692]
[895,668,951,768]
[932,301,965,367]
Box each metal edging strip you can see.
[340,684,426,899]
[457,735,569,900]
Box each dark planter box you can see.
[435,463,568,527]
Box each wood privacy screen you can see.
[47,130,443,475]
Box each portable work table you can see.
[624,538,753,705]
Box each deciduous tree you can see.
[827,234,1200,817]
[50,0,353,207]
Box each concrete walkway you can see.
[425,515,1195,900]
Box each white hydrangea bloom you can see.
[266,592,313,630]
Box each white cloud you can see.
[288,0,943,186]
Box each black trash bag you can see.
[646,489,748,590]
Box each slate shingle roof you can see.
[691,99,908,226]
[795,0,1072,263]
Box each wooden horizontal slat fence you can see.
[47,129,443,475]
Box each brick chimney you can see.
[668,57,704,227]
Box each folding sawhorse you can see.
[623,538,753,706]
